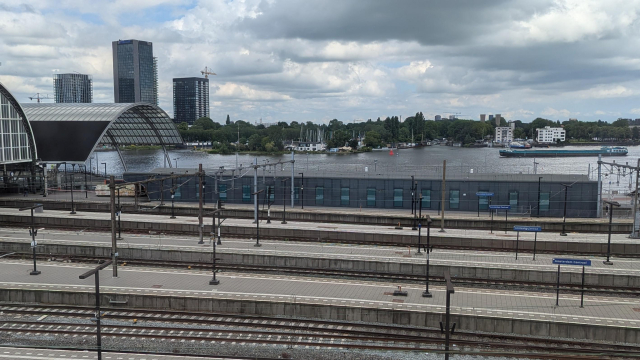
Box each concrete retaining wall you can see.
[1,288,637,343]
[2,241,637,288]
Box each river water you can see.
[85,146,639,199]
[92,145,639,178]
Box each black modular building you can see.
[124,169,598,218]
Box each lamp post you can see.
[61,162,67,193]
[422,215,432,298]
[19,204,43,275]
[298,172,304,209]
[281,178,288,224]
[217,199,223,245]
[412,179,417,230]
[209,237,220,285]
[266,186,272,224]
[116,188,122,240]
[603,200,620,265]
[83,165,88,198]
[70,164,76,214]
[79,260,112,360]
[252,189,264,247]
[101,163,107,178]
[536,176,543,217]
[173,158,178,168]
[42,163,48,198]
[560,183,572,236]
[411,175,415,216]
[417,218,422,254]
[443,269,456,360]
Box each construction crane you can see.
[28,93,52,103]
[201,67,216,79]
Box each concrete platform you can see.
[0,347,226,359]
[0,260,639,343]
[0,194,632,233]
[0,208,639,256]
[0,228,638,288]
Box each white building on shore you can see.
[536,126,566,143]
[495,122,515,143]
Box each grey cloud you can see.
[21,4,37,13]
[239,0,544,45]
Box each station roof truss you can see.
[21,103,182,171]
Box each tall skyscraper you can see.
[53,73,92,103]
[173,77,209,125]
[153,57,159,106]
[112,39,157,104]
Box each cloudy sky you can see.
[1,0,640,124]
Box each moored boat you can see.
[499,146,628,157]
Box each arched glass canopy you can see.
[21,103,182,170]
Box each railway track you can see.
[1,304,639,359]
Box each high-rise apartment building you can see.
[480,114,486,122]
[53,73,92,103]
[173,77,209,125]
[112,39,157,104]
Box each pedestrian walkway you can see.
[0,227,634,276]
[0,207,634,244]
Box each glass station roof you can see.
[21,103,182,146]
[20,103,182,163]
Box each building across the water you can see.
[285,141,326,152]
[53,73,92,103]
[495,122,514,143]
[536,126,566,144]
[173,77,209,125]
[112,39,158,105]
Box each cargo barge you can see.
[499,146,628,158]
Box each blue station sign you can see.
[553,258,592,266]
[489,205,511,210]
[513,226,542,232]
[476,192,494,197]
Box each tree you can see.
[364,131,382,148]
[194,117,215,130]
[633,127,640,140]
[177,122,188,131]
[226,114,231,125]
[612,118,629,127]
[248,134,262,151]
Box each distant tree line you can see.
[511,118,636,142]
[176,114,639,152]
